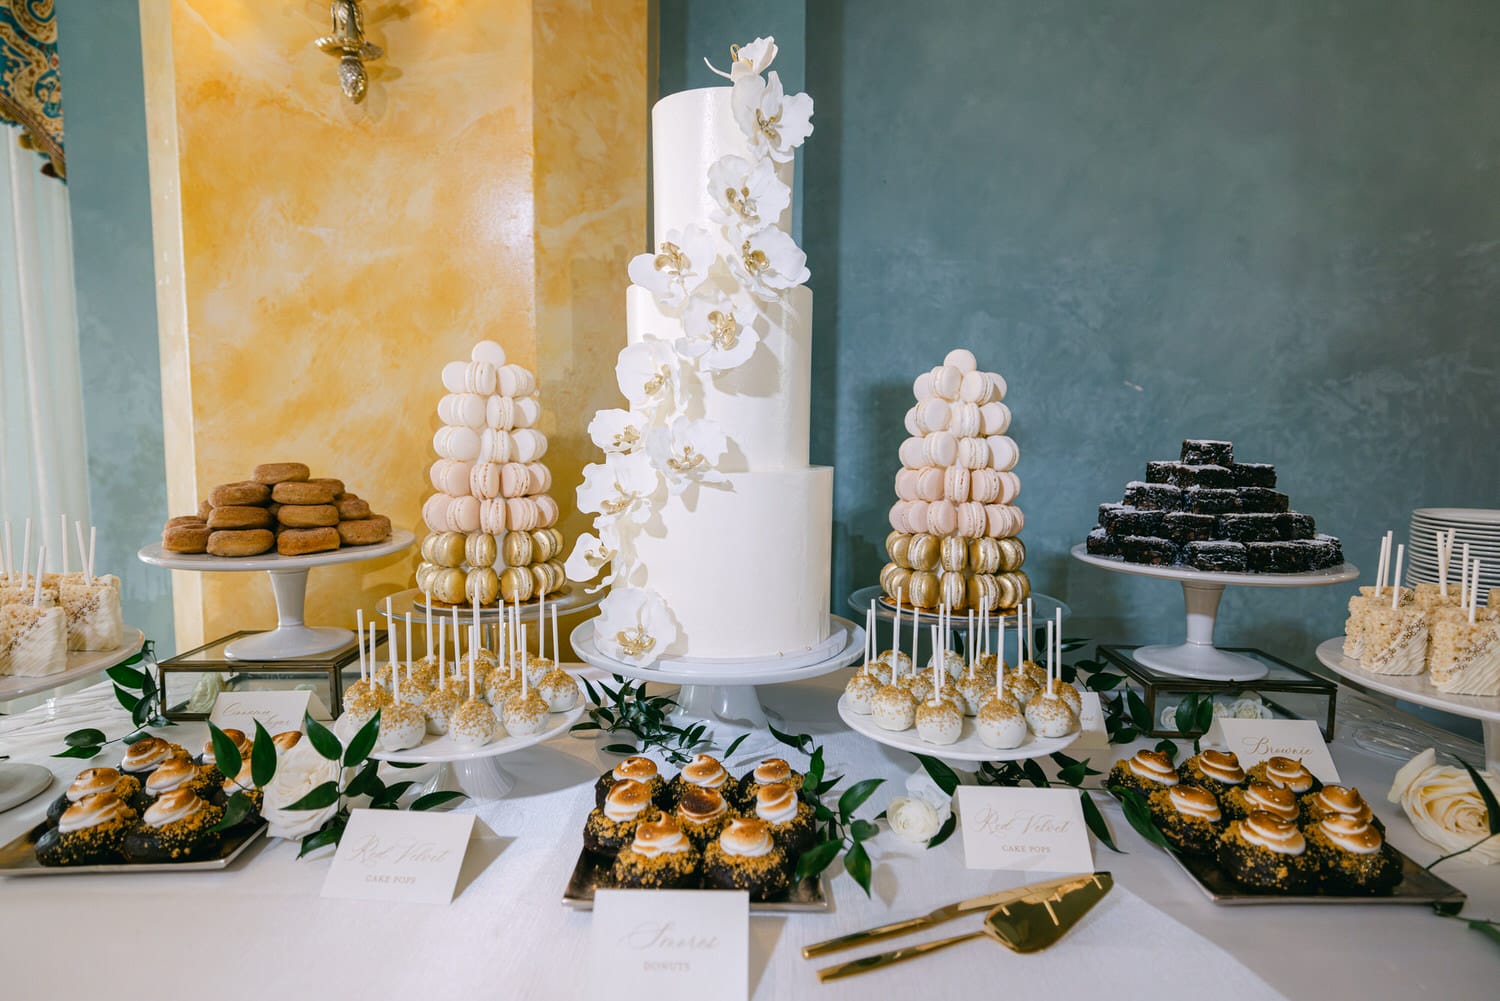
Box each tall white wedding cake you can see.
[569,37,831,666]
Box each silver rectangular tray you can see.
[1165,841,1466,911]
[561,847,831,914]
[0,819,267,876]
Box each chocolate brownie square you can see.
[1146,461,1179,484]
[1218,513,1285,543]
[1086,528,1118,557]
[1184,540,1247,573]
[1297,536,1341,571]
[1098,504,1165,537]
[1183,487,1241,514]
[1119,536,1179,566]
[1168,465,1236,489]
[1122,481,1184,511]
[1246,541,1312,573]
[1181,440,1234,466]
[1230,463,1277,488]
[1283,512,1316,540]
[1236,488,1289,513]
[1162,511,1217,544]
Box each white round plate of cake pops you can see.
[369,679,586,765]
[836,693,1079,762]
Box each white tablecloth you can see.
[1,672,1496,1000]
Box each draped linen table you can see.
[1,672,1496,1000]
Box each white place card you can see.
[1211,718,1340,785]
[1071,692,1111,751]
[590,889,748,1001]
[321,809,476,904]
[956,786,1094,873]
[209,690,312,736]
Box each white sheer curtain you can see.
[0,127,90,573]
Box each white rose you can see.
[887,796,945,844]
[1388,748,1500,864]
[261,740,349,841]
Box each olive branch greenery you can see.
[54,641,174,760]
[571,675,750,764]
[768,724,884,896]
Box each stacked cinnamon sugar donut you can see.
[881,349,1029,612]
[417,340,565,607]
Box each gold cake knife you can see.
[814,872,1113,982]
[801,872,1094,959]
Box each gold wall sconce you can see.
[315,0,383,104]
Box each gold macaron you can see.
[465,531,498,569]
[908,570,940,609]
[499,566,534,603]
[940,537,968,573]
[997,537,1026,573]
[967,573,1001,612]
[503,530,534,568]
[906,534,940,572]
[940,570,966,611]
[968,537,1001,574]
[886,531,912,568]
[465,566,500,605]
[433,567,468,605]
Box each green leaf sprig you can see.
[572,675,739,764]
[767,724,884,896]
[55,642,173,760]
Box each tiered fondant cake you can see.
[1086,440,1343,574]
[880,350,1028,611]
[417,340,565,606]
[569,37,831,664]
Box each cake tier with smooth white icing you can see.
[629,467,832,660]
[626,284,811,471]
[652,87,794,249]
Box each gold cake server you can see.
[801,872,1090,959]
[814,872,1113,982]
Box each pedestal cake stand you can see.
[0,626,145,704]
[837,694,1080,764]
[370,681,587,801]
[848,585,1070,664]
[1316,637,1500,774]
[570,614,865,732]
[379,585,602,626]
[138,531,415,661]
[1071,544,1358,682]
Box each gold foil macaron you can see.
[465,531,498,569]
[940,537,968,573]
[907,534,940,572]
[886,531,912,568]
[940,570,967,611]
[908,570,940,609]
[433,567,467,605]
[969,537,1001,574]
[465,567,500,606]
[500,566,534,603]
[503,530,534,568]
[968,573,1001,612]
[998,537,1026,573]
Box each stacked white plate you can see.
[1407,508,1500,594]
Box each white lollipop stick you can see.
[910,605,920,680]
[893,588,903,662]
[521,626,530,698]
[31,546,45,605]
[387,616,399,681]
[1390,545,1405,611]
[425,589,434,658]
[2,519,11,581]
[968,609,976,678]
[1026,598,1035,663]
[1055,607,1063,684]
[87,525,96,583]
[472,592,480,652]
[74,522,88,583]
[552,605,560,668]
[405,612,413,667]
[1461,543,1471,608]
[356,609,367,680]
[368,622,378,687]
[996,614,1005,700]
[1470,560,1481,625]
[59,514,67,575]
[21,519,31,582]
[452,608,462,679]
[930,625,940,701]
[1046,618,1056,696]
[1437,531,1449,597]
[1375,532,1389,596]
[438,615,447,684]
[539,591,547,661]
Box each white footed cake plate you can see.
[0,626,145,703]
[836,693,1079,763]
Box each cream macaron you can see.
[434,425,479,462]
[913,371,936,401]
[957,437,990,470]
[997,471,1021,504]
[513,396,541,428]
[926,500,958,537]
[948,401,981,438]
[535,495,559,529]
[979,401,1011,436]
[932,364,963,400]
[914,398,950,434]
[480,498,507,534]
[445,495,480,534]
[923,432,958,468]
[956,501,986,539]
[943,465,970,502]
[479,427,514,464]
[988,435,1019,471]
[970,468,1002,503]
[471,339,506,366]
[422,494,453,534]
[512,428,548,463]
[497,364,536,397]
[904,406,922,437]
[894,468,920,501]
[916,466,945,502]
[441,360,467,394]
[465,360,498,395]
[438,393,486,428]
[507,498,540,533]
[470,461,501,499]
[903,500,931,535]
[486,395,516,430]
[943,348,977,372]
[429,459,472,496]
[898,437,927,469]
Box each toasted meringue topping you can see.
[200,729,252,764]
[272,731,303,753]
[1197,749,1245,785]
[753,758,794,785]
[681,754,728,789]
[603,779,652,822]
[145,758,200,796]
[1318,815,1383,854]
[67,768,122,802]
[1313,785,1372,821]
[613,756,659,783]
[755,783,800,824]
[122,737,178,773]
[222,762,256,794]
[1127,750,1178,785]
[59,792,131,833]
[1244,783,1299,820]
[720,818,775,858]
[1265,756,1315,792]
[631,818,691,858]
[1168,785,1222,822]
[143,788,207,828]
[677,787,728,824]
[1241,812,1305,855]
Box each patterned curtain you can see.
[0,0,62,179]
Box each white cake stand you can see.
[848,585,1070,664]
[138,531,414,661]
[1316,637,1500,774]
[570,615,865,731]
[0,626,145,703]
[1071,544,1358,682]
[837,693,1079,763]
[370,680,586,801]
[378,585,602,625]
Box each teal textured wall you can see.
[56,3,173,652]
[665,2,1500,682]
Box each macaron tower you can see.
[417,340,567,607]
[881,349,1028,612]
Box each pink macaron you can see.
[988,435,1019,471]
[944,465,971,502]
[534,495,559,528]
[970,468,1002,504]
[997,471,1021,504]
[527,463,552,494]
[956,501,986,539]
[904,501,931,535]
[429,459,470,496]
[979,401,1011,436]
[480,428,514,465]
[898,437,927,469]
[506,497,539,532]
[894,468,920,501]
[480,498,507,534]
[445,495,480,533]
[486,395,516,430]
[948,402,981,438]
[500,462,530,498]
[984,504,1018,539]
[914,399,950,434]
[889,501,912,533]
[957,437,989,470]
[916,466,945,502]
[422,494,452,534]
[922,432,958,468]
[926,500,958,536]
[469,461,501,499]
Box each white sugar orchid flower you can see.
[707,154,791,234]
[595,587,679,667]
[731,70,813,164]
[576,451,659,526]
[564,526,621,592]
[678,291,758,372]
[645,416,728,496]
[627,225,716,309]
[705,36,779,81]
[615,336,680,410]
[587,408,648,454]
[732,227,810,300]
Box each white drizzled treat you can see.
[1,604,65,677]
[59,580,123,652]
[843,602,884,714]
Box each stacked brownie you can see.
[1086,440,1342,573]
